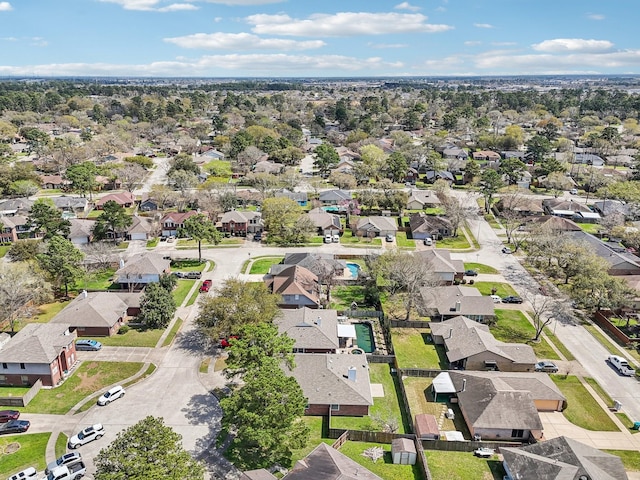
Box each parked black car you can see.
[464,269,478,276]
[0,420,30,435]
[502,296,524,304]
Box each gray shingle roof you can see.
[0,323,74,363]
[419,286,495,318]
[116,252,170,277]
[276,308,339,351]
[50,292,132,328]
[284,443,382,480]
[415,249,463,276]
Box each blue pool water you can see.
[346,262,360,279]
[322,206,339,212]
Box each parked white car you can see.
[98,385,125,406]
[7,467,37,480]
[68,424,105,449]
[607,355,636,376]
[46,452,82,474]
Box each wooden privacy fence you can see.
[399,368,442,378]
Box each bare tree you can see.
[116,163,147,192]
[524,293,574,342]
[82,241,119,270]
[440,193,475,237]
[0,262,53,332]
[496,189,529,248]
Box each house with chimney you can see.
[418,285,495,323]
[115,252,171,289]
[265,265,321,309]
[160,210,200,237]
[274,308,341,353]
[219,210,263,236]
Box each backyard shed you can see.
[391,438,417,465]
[414,414,440,440]
[432,371,457,402]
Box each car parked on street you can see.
[501,246,513,254]
[200,279,212,292]
[185,271,202,279]
[98,385,125,406]
[502,296,524,304]
[0,420,30,435]
[535,361,559,373]
[68,424,105,449]
[464,269,478,276]
[75,339,102,351]
[46,452,82,475]
[0,409,20,423]
[607,355,636,376]
[7,467,37,480]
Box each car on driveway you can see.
[0,420,30,435]
[46,452,82,475]
[535,361,559,373]
[69,424,105,449]
[7,467,37,480]
[185,271,202,279]
[0,409,20,423]
[75,339,102,351]
[490,295,502,303]
[502,295,524,304]
[385,234,394,242]
[464,269,478,276]
[98,385,125,406]
[501,246,513,254]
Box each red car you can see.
[219,336,239,348]
[0,410,20,423]
[200,279,212,293]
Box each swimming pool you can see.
[346,262,360,279]
[354,322,375,353]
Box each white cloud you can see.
[247,12,453,37]
[0,54,402,77]
[394,2,420,11]
[474,23,493,29]
[492,41,517,46]
[158,3,198,11]
[30,37,48,47]
[100,0,198,11]
[367,42,408,49]
[0,2,12,11]
[587,13,605,20]
[464,41,481,46]
[0,37,16,41]
[198,0,283,4]
[532,38,613,53]
[164,32,325,50]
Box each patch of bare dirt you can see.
[73,362,100,392]
[3,442,20,454]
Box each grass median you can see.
[1,433,50,478]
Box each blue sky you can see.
[1,0,639,77]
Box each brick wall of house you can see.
[305,403,369,416]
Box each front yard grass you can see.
[338,441,422,480]
[472,282,518,297]
[605,450,640,471]
[492,309,560,360]
[146,237,159,248]
[392,328,444,369]
[436,233,471,250]
[173,279,196,306]
[99,325,164,347]
[249,256,284,274]
[171,259,206,271]
[340,230,382,246]
[396,231,415,249]
[463,263,499,274]
[575,222,601,235]
[0,245,9,258]
[1,433,50,478]
[551,375,619,431]
[424,449,505,480]
[18,361,143,414]
[330,363,407,433]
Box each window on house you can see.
[0,375,5,385]
[20,363,25,370]
[1,363,6,369]
[21,376,29,385]
[511,429,524,438]
[331,404,340,411]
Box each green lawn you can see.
[0,245,9,258]
[290,417,333,465]
[330,285,367,310]
[339,441,422,480]
[396,231,415,249]
[204,159,233,176]
[492,310,560,360]
[3,300,72,332]
[75,268,116,291]
[173,279,196,306]
[402,377,454,432]
[171,259,207,271]
[392,328,445,369]
[575,223,601,234]
[146,237,159,248]
[162,318,183,347]
[551,375,619,431]
[55,432,68,458]
[340,230,382,245]
[472,282,518,297]
[18,361,143,414]
[606,450,640,471]
[424,449,505,480]
[98,325,164,347]
[463,263,499,274]
[249,257,284,274]
[1,433,50,478]
[436,234,472,250]
[330,363,407,433]
[185,288,200,307]
[0,386,31,397]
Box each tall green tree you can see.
[94,416,204,480]
[313,143,339,176]
[37,236,84,296]
[27,198,71,240]
[65,161,98,199]
[196,279,281,339]
[139,282,176,329]
[498,157,526,185]
[261,197,314,245]
[385,151,408,182]
[526,135,552,163]
[221,361,309,470]
[92,200,133,241]
[179,213,221,263]
[479,169,504,213]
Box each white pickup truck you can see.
[608,355,636,376]
[42,461,86,480]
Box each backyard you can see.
[337,441,422,480]
[391,328,445,369]
[424,449,505,480]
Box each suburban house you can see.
[418,285,496,323]
[472,150,501,162]
[52,196,88,216]
[430,316,536,372]
[275,189,308,207]
[271,253,346,279]
[542,198,593,219]
[331,158,356,175]
[68,218,95,245]
[574,153,605,166]
[335,146,360,162]
[501,436,628,480]
[566,230,640,276]
[525,216,582,233]
[275,308,340,353]
[115,252,171,289]
[94,191,136,209]
[127,215,155,241]
[139,196,159,212]
[442,147,468,160]
[442,371,565,441]
[319,189,352,205]
[355,216,398,238]
[160,211,200,238]
[288,353,373,416]
[0,215,33,242]
[424,170,455,184]
[494,197,544,217]
[219,210,263,235]
[253,160,284,174]
[265,265,321,309]
[0,323,77,387]
[306,208,342,236]
[50,291,142,336]
[409,213,453,241]
[593,199,629,218]
[40,174,71,190]
[406,190,441,210]
[415,249,463,284]
[242,443,382,480]
[0,198,33,216]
